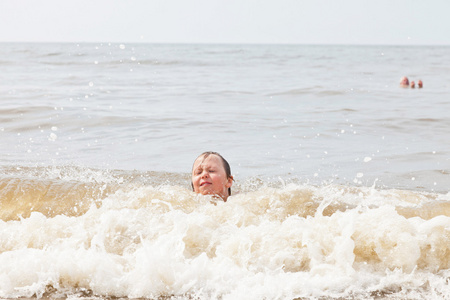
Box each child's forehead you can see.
[193,154,222,168]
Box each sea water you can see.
[0,43,449,299]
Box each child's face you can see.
[192,154,232,200]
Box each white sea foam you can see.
[0,179,449,299]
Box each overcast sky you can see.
[1,0,449,45]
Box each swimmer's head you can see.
[400,76,409,87]
[191,152,233,201]
[410,80,415,88]
[418,80,423,88]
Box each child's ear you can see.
[226,176,234,188]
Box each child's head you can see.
[191,152,233,201]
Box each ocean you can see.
[0,42,449,299]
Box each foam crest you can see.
[0,178,449,299]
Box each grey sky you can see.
[1,0,449,45]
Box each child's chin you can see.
[199,189,214,195]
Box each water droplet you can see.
[48,133,57,141]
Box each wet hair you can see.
[191,151,233,196]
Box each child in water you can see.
[191,151,234,201]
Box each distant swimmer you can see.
[191,151,234,201]
[400,76,409,87]
[400,76,423,89]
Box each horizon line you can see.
[0,40,449,47]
